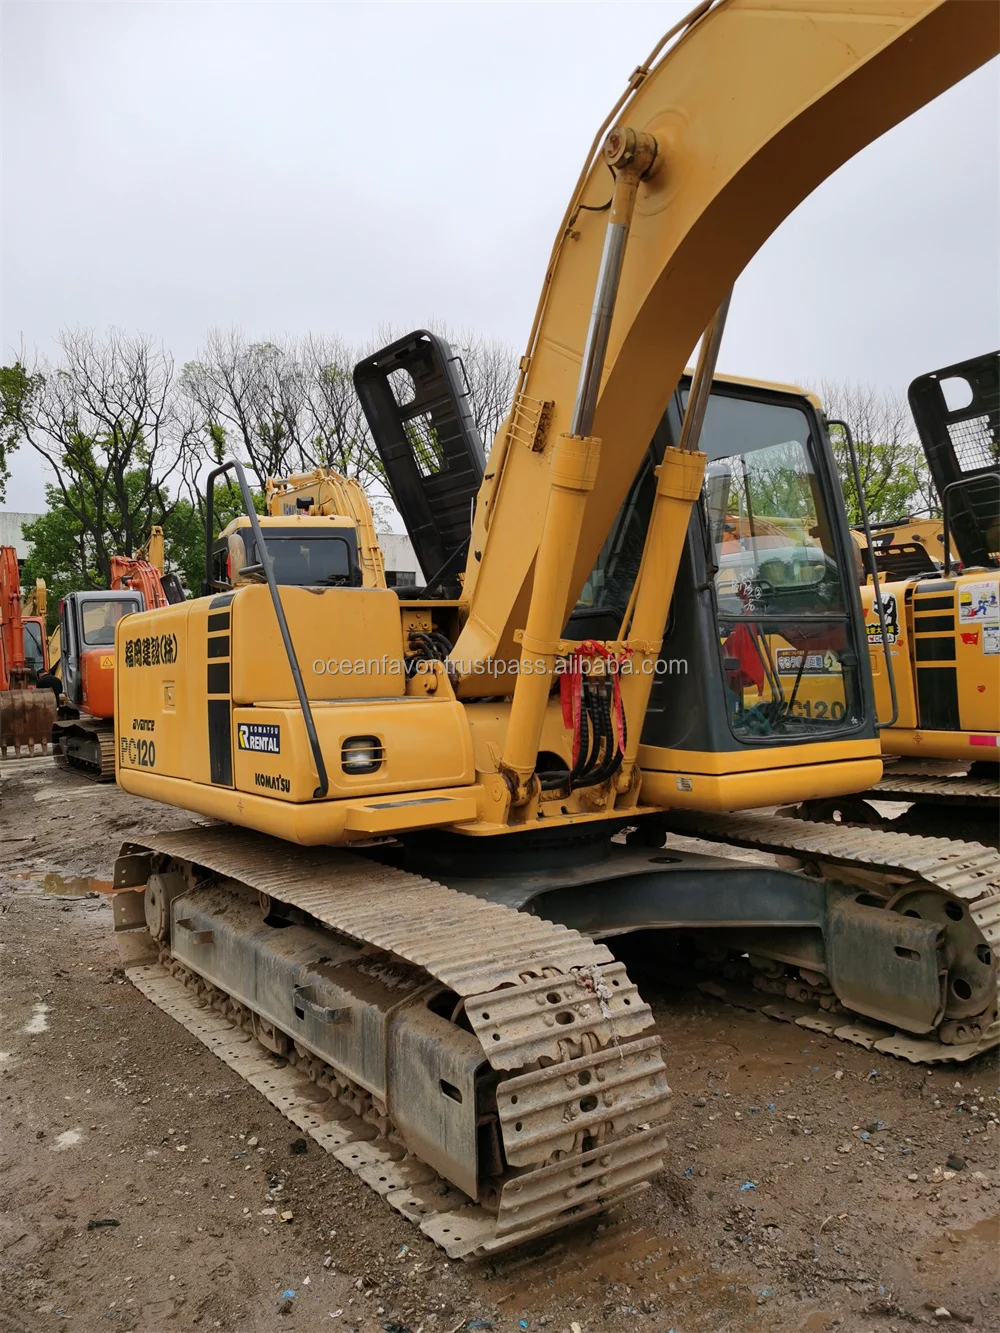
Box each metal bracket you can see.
[175,919,215,946]
[292,984,351,1026]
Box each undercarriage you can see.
[110,810,998,1257]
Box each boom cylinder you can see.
[571,128,658,438]
[500,432,601,801]
[499,127,657,805]
[617,294,731,772]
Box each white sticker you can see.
[958,580,1000,624]
[866,591,899,645]
[983,625,1000,656]
[775,649,840,676]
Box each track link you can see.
[53,721,115,781]
[666,811,1000,1063]
[862,773,999,808]
[115,826,671,1259]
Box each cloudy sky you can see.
[2,1,997,511]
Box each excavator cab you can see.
[571,376,871,776]
[59,590,143,718]
[209,516,364,591]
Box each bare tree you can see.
[180,329,390,491]
[449,330,519,450]
[0,329,189,582]
[180,329,300,487]
[817,379,929,524]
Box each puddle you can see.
[22,1002,50,1034]
[800,1315,838,1333]
[487,1221,753,1324]
[925,1212,1000,1265]
[40,873,113,897]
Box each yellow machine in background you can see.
[855,351,999,843]
[106,2,999,1261]
[207,469,388,593]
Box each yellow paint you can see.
[641,758,884,813]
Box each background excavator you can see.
[52,528,180,778]
[0,545,56,757]
[846,350,999,844]
[104,0,998,1261]
[210,468,388,592]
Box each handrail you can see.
[205,459,329,799]
[829,418,898,729]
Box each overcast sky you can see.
[2,1,997,512]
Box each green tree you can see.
[0,330,190,579]
[818,380,927,524]
[0,362,43,502]
[21,473,260,630]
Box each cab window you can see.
[22,621,45,672]
[80,598,141,646]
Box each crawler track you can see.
[53,721,115,781]
[863,772,999,809]
[667,811,1000,1062]
[116,826,671,1259]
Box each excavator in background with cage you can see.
[105,1,999,1261]
[0,545,56,758]
[835,351,999,844]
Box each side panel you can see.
[116,602,207,783]
[953,573,999,734]
[873,572,1000,747]
[80,647,117,719]
[232,700,476,802]
[230,585,407,705]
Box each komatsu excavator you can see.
[106,1,999,1260]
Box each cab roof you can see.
[220,514,357,538]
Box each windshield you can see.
[22,621,44,672]
[81,598,141,646]
[575,384,860,743]
[244,532,357,587]
[701,394,857,740]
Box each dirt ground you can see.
[1,757,997,1333]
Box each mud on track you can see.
[1,757,997,1331]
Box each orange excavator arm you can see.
[109,556,169,611]
[0,545,56,757]
[0,544,26,684]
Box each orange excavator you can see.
[0,545,56,758]
[52,528,182,779]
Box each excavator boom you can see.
[457,0,997,676]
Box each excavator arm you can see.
[457,0,998,678]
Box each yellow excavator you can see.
[849,351,999,843]
[210,468,388,591]
[106,1,998,1260]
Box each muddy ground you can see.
[0,757,997,1333]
